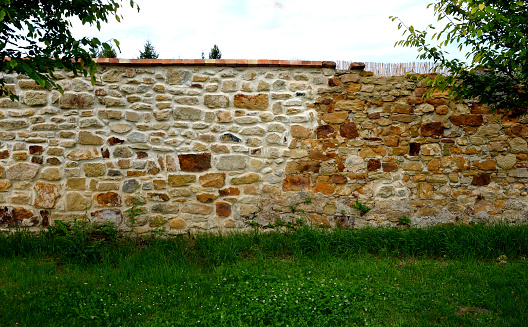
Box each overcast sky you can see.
[71,0,459,63]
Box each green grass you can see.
[1,224,528,326]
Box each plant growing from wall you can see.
[391,0,528,114]
[351,200,370,215]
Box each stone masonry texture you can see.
[0,60,527,233]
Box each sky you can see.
[70,0,458,63]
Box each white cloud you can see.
[70,0,466,62]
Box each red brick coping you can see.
[95,58,337,68]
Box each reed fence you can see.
[334,60,450,76]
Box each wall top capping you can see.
[94,58,337,68]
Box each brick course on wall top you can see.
[0,59,527,233]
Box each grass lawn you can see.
[1,224,528,326]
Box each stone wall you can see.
[0,59,527,233]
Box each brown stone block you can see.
[147,193,170,202]
[321,112,348,124]
[328,78,342,86]
[420,122,444,137]
[367,159,381,171]
[282,176,311,192]
[29,145,43,155]
[196,193,218,203]
[473,159,497,171]
[427,159,440,171]
[181,202,213,215]
[471,173,491,186]
[383,102,413,114]
[384,136,400,147]
[168,174,196,187]
[313,182,335,195]
[219,187,240,196]
[169,217,186,229]
[216,202,232,217]
[94,192,121,207]
[0,150,9,159]
[331,175,348,184]
[231,173,260,185]
[308,214,331,228]
[60,93,94,109]
[382,162,398,172]
[317,125,337,139]
[178,153,211,172]
[299,161,321,173]
[233,94,269,110]
[449,114,484,126]
[340,122,359,139]
[199,173,226,188]
[440,156,468,171]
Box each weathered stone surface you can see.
[321,112,348,124]
[216,202,232,217]
[147,193,170,202]
[110,123,132,134]
[473,159,496,171]
[78,131,103,145]
[60,93,94,109]
[282,176,311,191]
[67,147,100,160]
[496,154,517,170]
[5,163,39,180]
[367,159,381,171]
[127,132,147,143]
[196,193,218,203]
[0,120,28,130]
[234,94,268,110]
[420,122,444,136]
[449,114,484,126]
[178,153,211,172]
[471,173,491,186]
[167,69,190,85]
[66,192,92,211]
[168,174,196,187]
[122,179,140,193]
[239,204,259,217]
[24,91,47,106]
[317,125,337,138]
[340,122,359,139]
[33,182,61,209]
[0,206,35,226]
[204,95,229,108]
[94,192,121,207]
[291,125,311,138]
[173,106,202,121]
[91,209,122,225]
[509,137,528,153]
[231,173,260,185]
[440,156,468,171]
[219,187,240,196]
[181,202,213,215]
[169,217,186,229]
[112,146,133,158]
[0,180,12,192]
[83,163,106,177]
[199,173,225,188]
[102,69,121,83]
[313,182,335,195]
[217,155,246,171]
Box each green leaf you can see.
[478,4,485,10]
[0,10,5,22]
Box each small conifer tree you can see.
[139,39,159,59]
[209,44,222,59]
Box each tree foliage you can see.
[391,0,528,113]
[90,43,118,58]
[0,0,139,99]
[138,39,159,59]
[209,44,222,59]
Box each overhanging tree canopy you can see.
[0,0,139,99]
[391,0,528,113]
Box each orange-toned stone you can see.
[367,159,381,171]
[382,162,398,172]
[169,217,186,229]
[216,202,232,217]
[233,94,269,109]
[199,173,226,188]
[340,122,359,139]
[473,159,497,171]
[219,187,240,196]
[178,153,211,172]
[471,173,491,186]
[308,214,331,228]
[384,136,399,147]
[331,175,348,184]
[427,159,440,171]
[282,176,311,191]
[317,125,336,139]
[420,122,444,136]
[440,156,468,171]
[196,193,218,203]
[291,125,311,139]
[418,183,434,198]
[94,192,121,207]
[313,182,335,195]
[450,114,484,126]
[321,112,348,124]
[33,182,61,209]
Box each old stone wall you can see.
[0,59,527,233]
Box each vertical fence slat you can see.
[336,61,448,76]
